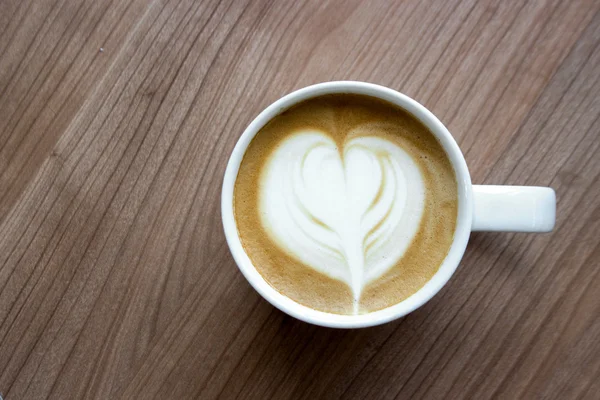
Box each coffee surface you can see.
[234,94,457,314]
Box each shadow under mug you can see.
[221,81,556,328]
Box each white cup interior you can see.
[221,81,473,328]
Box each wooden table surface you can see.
[1,0,599,399]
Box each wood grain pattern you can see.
[0,0,599,398]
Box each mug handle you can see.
[471,185,556,232]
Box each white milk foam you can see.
[259,128,425,313]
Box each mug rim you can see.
[221,81,472,328]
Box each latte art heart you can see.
[235,94,458,315]
[260,129,425,312]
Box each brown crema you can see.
[234,94,458,314]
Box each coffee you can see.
[234,94,458,315]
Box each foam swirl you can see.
[259,128,425,313]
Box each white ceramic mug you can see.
[222,81,556,328]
